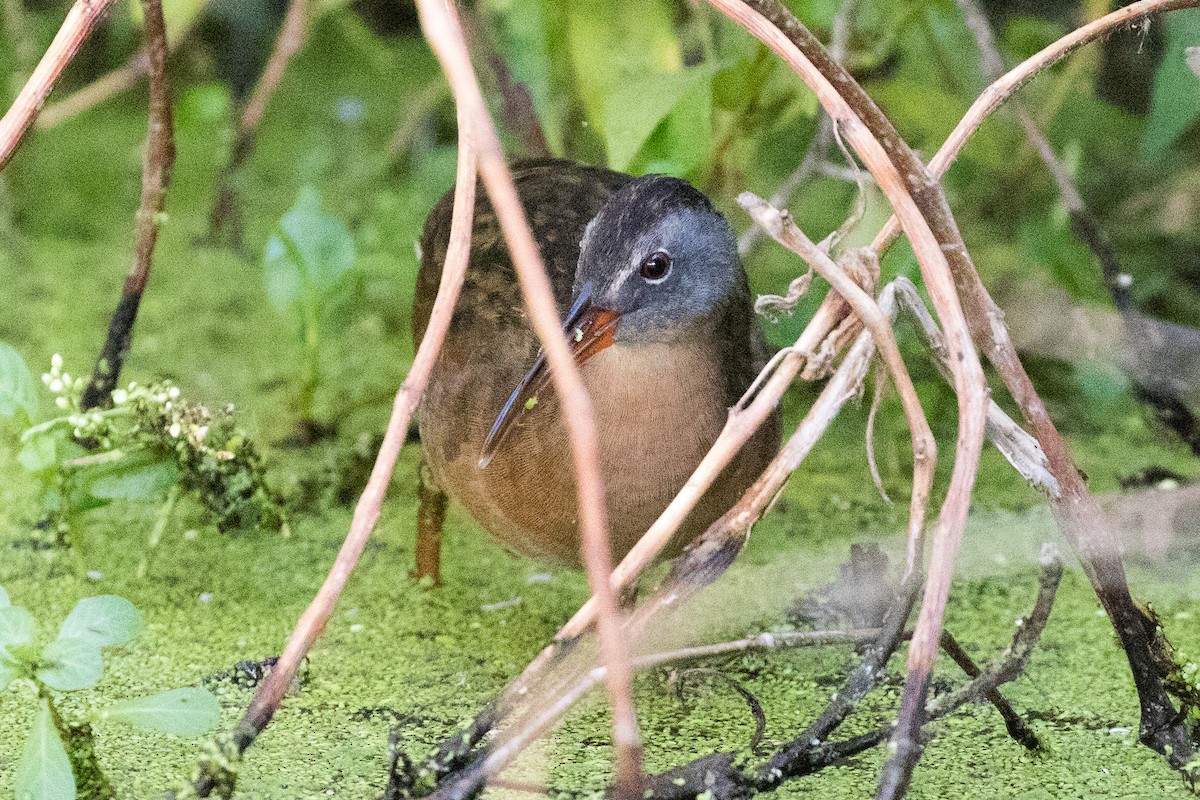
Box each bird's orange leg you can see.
[413,458,448,586]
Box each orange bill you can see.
[479,286,620,468]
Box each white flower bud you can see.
[194,425,209,443]
[55,396,69,409]
[112,389,128,404]
[168,386,180,400]
[51,353,63,371]
[60,373,71,386]
[49,378,63,393]
[42,373,52,386]
[169,422,182,438]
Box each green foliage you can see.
[35,638,103,692]
[1143,10,1200,160]
[0,347,284,544]
[14,702,75,800]
[1,590,219,800]
[57,596,141,649]
[264,186,357,318]
[100,688,222,736]
[263,186,358,422]
[0,343,38,427]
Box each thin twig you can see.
[864,0,1200,775]
[176,73,480,800]
[708,5,991,797]
[80,0,176,411]
[873,0,1200,253]
[737,0,857,257]
[955,0,1132,313]
[740,195,935,573]
[628,548,1062,800]
[937,630,1040,750]
[414,3,642,798]
[207,0,310,241]
[0,0,118,172]
[759,575,919,785]
[37,1,212,131]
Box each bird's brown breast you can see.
[414,159,780,565]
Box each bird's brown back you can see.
[412,158,632,349]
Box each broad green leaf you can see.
[0,648,21,690]
[58,595,142,648]
[82,456,179,502]
[603,65,715,172]
[0,604,35,648]
[17,431,60,475]
[1143,10,1200,160]
[102,688,221,736]
[0,586,9,607]
[263,186,357,317]
[566,0,681,147]
[0,342,38,424]
[37,637,103,691]
[14,701,75,800]
[630,68,715,180]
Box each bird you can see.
[411,158,781,578]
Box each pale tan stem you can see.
[872,0,1200,252]
[740,193,936,574]
[228,104,478,759]
[415,1,642,794]
[0,0,117,171]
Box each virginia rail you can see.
[412,158,780,576]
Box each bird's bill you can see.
[478,286,620,468]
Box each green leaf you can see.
[102,688,221,736]
[17,430,60,475]
[565,0,684,161]
[603,64,715,172]
[263,186,357,317]
[0,342,38,425]
[81,456,179,502]
[57,595,142,648]
[0,585,9,607]
[37,638,103,691]
[0,649,22,691]
[1143,9,1200,160]
[0,604,35,648]
[14,700,76,800]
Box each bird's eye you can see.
[639,251,672,283]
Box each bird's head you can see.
[479,174,744,467]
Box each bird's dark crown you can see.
[573,174,745,344]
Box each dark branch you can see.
[80,0,175,411]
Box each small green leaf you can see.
[1143,10,1200,160]
[82,456,179,502]
[58,595,142,648]
[263,186,357,317]
[17,431,59,474]
[0,604,35,648]
[102,688,221,736]
[37,637,103,691]
[14,700,76,800]
[0,342,38,425]
[0,647,27,690]
[603,64,715,172]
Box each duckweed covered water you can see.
[1,14,1199,800]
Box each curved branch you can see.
[415,2,642,796]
